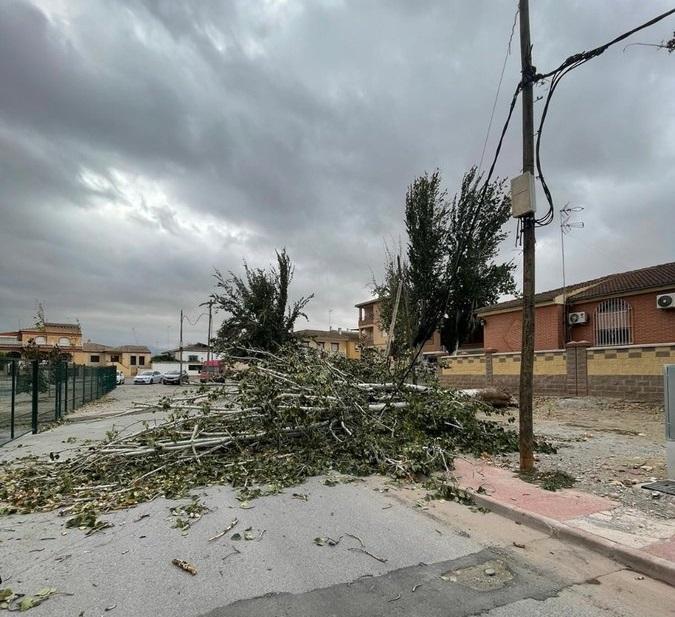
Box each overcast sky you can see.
[0,0,673,350]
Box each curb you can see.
[470,490,675,587]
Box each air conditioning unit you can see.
[657,293,675,309]
[568,311,588,325]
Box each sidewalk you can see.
[452,457,675,586]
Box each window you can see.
[110,354,120,363]
[34,336,47,345]
[317,341,325,349]
[331,342,340,352]
[594,298,633,346]
[58,337,71,346]
[139,355,145,366]
[188,355,199,362]
[188,364,201,371]
[90,355,100,363]
[130,355,137,365]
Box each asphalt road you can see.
[0,386,672,616]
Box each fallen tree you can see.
[0,346,550,519]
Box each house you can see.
[356,299,388,350]
[0,322,83,356]
[73,343,152,377]
[477,262,675,353]
[295,329,361,359]
[0,321,151,377]
[158,343,217,377]
[438,262,675,401]
[356,298,446,358]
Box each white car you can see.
[133,370,163,385]
[116,371,125,385]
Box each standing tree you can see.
[442,167,516,351]
[375,167,515,357]
[374,171,449,359]
[212,249,313,354]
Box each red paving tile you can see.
[453,458,618,521]
[644,536,675,563]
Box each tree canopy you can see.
[442,167,516,351]
[212,249,313,354]
[375,167,516,357]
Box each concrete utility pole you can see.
[518,0,536,472]
[179,309,184,379]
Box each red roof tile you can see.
[478,262,675,314]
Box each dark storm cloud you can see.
[0,0,673,348]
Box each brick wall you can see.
[483,304,563,353]
[586,343,675,400]
[483,290,675,353]
[437,342,674,401]
[569,291,675,346]
[438,373,488,389]
[439,348,567,396]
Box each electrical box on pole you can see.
[511,171,537,218]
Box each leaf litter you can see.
[0,346,552,527]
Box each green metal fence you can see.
[0,359,116,446]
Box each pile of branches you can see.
[0,346,538,517]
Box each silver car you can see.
[133,370,162,384]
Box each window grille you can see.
[594,298,632,346]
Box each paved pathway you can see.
[451,457,675,584]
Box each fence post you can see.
[64,363,69,416]
[10,360,16,440]
[484,348,496,387]
[72,363,76,410]
[54,362,60,421]
[566,341,590,396]
[58,362,63,418]
[82,365,86,404]
[31,360,39,434]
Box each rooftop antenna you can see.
[560,205,584,343]
[559,205,585,304]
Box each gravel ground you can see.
[490,397,674,519]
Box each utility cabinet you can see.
[665,364,675,478]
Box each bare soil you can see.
[489,397,674,519]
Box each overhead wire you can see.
[396,5,675,386]
[478,4,520,171]
[532,6,675,227]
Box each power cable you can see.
[478,4,519,171]
[535,8,675,83]
[532,6,675,227]
[183,311,208,327]
[396,5,675,386]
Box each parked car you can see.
[162,369,189,385]
[199,360,226,383]
[133,370,163,385]
[116,371,125,385]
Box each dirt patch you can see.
[489,397,674,519]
